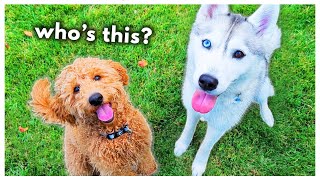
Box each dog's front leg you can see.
[191,125,225,176]
[174,110,200,156]
[255,77,275,127]
[64,138,95,175]
[137,148,158,175]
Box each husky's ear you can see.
[248,5,281,62]
[248,5,280,36]
[195,4,229,22]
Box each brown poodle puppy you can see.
[30,57,157,175]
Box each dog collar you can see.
[234,93,241,102]
[100,124,132,140]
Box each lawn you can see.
[5,4,315,176]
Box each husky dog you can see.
[174,5,281,176]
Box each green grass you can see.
[5,5,315,176]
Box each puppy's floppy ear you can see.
[195,4,229,23]
[108,60,129,86]
[30,78,75,125]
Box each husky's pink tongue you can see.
[192,90,217,114]
[96,103,114,123]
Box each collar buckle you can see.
[101,124,132,140]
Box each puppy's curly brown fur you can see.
[30,58,157,175]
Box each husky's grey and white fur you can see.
[174,5,281,176]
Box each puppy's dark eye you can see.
[233,50,246,59]
[74,86,80,93]
[94,75,101,81]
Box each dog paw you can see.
[260,106,274,127]
[264,118,274,127]
[192,162,206,176]
[143,163,158,175]
[174,140,188,157]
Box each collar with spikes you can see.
[100,124,132,140]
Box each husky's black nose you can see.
[89,93,103,106]
[199,74,219,91]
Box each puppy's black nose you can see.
[199,74,219,91]
[89,93,103,106]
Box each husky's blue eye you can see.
[202,39,211,49]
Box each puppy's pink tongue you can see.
[192,90,217,114]
[96,104,114,123]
